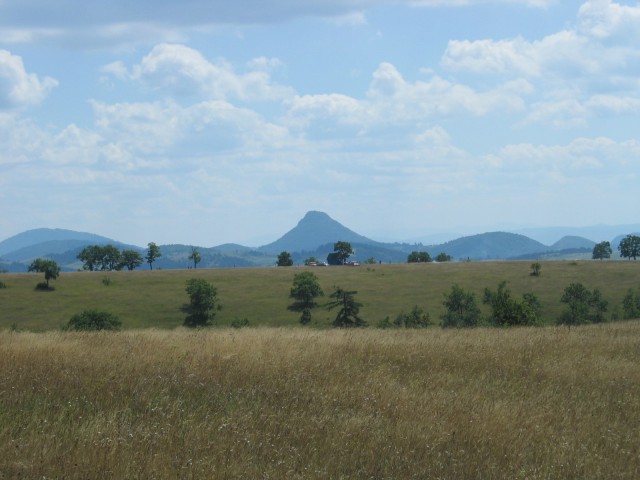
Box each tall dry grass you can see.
[1,324,639,478]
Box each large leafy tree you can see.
[77,245,104,271]
[441,284,480,328]
[333,241,353,265]
[289,271,324,324]
[483,281,541,327]
[618,235,640,260]
[100,244,122,271]
[592,241,612,260]
[146,242,162,270]
[407,251,432,263]
[558,282,608,327]
[326,286,366,327]
[184,278,220,327]
[120,250,143,271]
[28,258,61,288]
[277,251,293,267]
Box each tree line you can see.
[77,242,162,271]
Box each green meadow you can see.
[1,260,638,330]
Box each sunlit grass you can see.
[1,323,639,478]
[0,260,638,330]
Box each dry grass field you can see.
[1,323,639,479]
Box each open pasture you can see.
[1,324,639,478]
[1,261,639,330]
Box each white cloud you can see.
[578,0,640,41]
[0,49,57,109]
[109,44,294,102]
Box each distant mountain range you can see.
[1,212,637,272]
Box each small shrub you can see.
[66,310,122,331]
[102,277,112,286]
[376,316,394,329]
[231,317,250,329]
[0,280,7,289]
[394,306,431,328]
[35,282,54,291]
[530,262,541,277]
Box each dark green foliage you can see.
[277,251,293,267]
[188,247,201,269]
[231,317,250,328]
[407,251,432,263]
[441,284,480,328]
[393,306,431,328]
[326,252,341,266]
[184,278,220,327]
[435,252,452,262]
[558,283,608,327]
[0,280,6,289]
[289,272,323,324]
[618,235,640,260]
[28,258,60,288]
[622,288,640,319]
[530,262,541,276]
[79,245,142,271]
[333,241,354,265]
[120,249,143,270]
[592,241,612,260]
[66,310,121,331]
[483,281,541,327]
[327,286,366,327]
[300,308,312,325]
[102,277,112,286]
[146,242,162,270]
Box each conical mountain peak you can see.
[260,211,376,253]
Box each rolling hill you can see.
[2,212,639,271]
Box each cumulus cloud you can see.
[107,44,294,102]
[0,50,57,109]
[578,0,640,41]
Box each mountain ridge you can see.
[2,212,638,271]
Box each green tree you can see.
[618,235,640,260]
[441,284,480,328]
[558,282,608,327]
[333,241,354,265]
[407,251,432,263]
[393,305,431,328]
[483,281,540,327]
[530,262,542,276]
[592,241,612,260]
[66,310,121,331]
[146,242,162,270]
[28,258,61,289]
[435,252,452,262]
[184,278,220,327]
[622,288,640,319]
[78,245,104,271]
[100,244,122,271]
[327,286,366,327]
[326,252,341,266]
[188,246,202,269]
[277,251,294,266]
[289,271,324,324]
[120,249,143,271]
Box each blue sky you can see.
[0,0,638,246]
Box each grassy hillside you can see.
[1,261,638,331]
[1,324,639,478]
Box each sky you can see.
[0,0,639,247]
